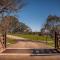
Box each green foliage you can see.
[0,16,31,33]
[19,22,32,33]
[45,15,60,31]
[41,15,60,39]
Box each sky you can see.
[16,0,60,32]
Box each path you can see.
[8,40,52,48]
[0,35,60,60]
[7,35,27,40]
[7,35,52,48]
[0,35,52,52]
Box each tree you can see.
[42,15,60,39]
[0,16,20,33]
[20,22,32,33]
[0,0,25,32]
[44,15,60,32]
[0,16,32,33]
[0,0,25,13]
[0,0,25,48]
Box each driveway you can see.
[7,35,27,40]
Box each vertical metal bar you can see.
[2,34,5,48]
[2,32,6,48]
[55,31,58,49]
[4,32,6,48]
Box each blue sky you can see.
[16,0,60,32]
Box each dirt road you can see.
[8,40,52,48]
[7,34,53,48]
[0,35,60,60]
[7,35,52,48]
[7,35,27,40]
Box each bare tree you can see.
[0,0,25,48]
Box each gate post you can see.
[55,31,58,49]
[4,32,6,48]
[3,32,6,48]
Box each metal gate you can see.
[55,31,60,49]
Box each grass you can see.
[12,34,52,40]
[7,38,17,45]
[10,34,54,47]
[7,33,54,47]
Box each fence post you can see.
[4,32,6,48]
[55,31,58,49]
[3,32,6,48]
